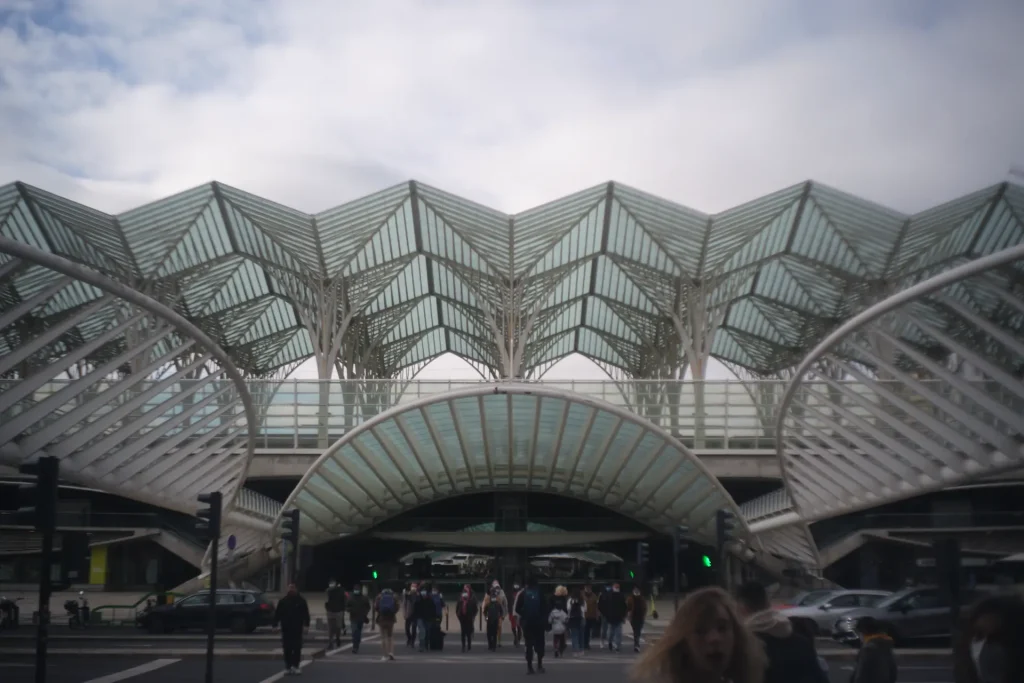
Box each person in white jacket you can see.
[549,604,569,657]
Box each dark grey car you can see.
[831,586,987,646]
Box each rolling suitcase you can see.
[429,625,446,651]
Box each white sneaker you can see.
[388,654,396,661]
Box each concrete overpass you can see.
[246,448,783,480]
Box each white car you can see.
[778,589,892,636]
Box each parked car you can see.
[774,590,840,609]
[137,589,275,634]
[779,589,891,635]
[831,586,988,646]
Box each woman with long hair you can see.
[633,586,766,683]
[953,593,1024,683]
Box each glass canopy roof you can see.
[1,179,1021,377]
[278,384,743,545]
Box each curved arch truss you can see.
[276,384,747,547]
[0,236,259,518]
[768,243,1024,529]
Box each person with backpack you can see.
[403,583,419,647]
[509,583,524,647]
[325,579,347,649]
[412,584,435,652]
[601,583,628,652]
[375,588,399,661]
[483,586,504,651]
[548,596,569,657]
[582,584,599,650]
[428,586,446,651]
[567,588,586,657]
[347,585,371,654]
[597,584,611,646]
[626,586,648,652]
[515,575,549,674]
[456,585,478,652]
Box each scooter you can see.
[0,596,22,630]
[64,599,86,629]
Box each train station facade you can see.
[2,177,1024,589]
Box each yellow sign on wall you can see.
[89,546,108,586]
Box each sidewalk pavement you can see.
[1,588,681,629]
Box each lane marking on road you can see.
[257,634,378,683]
[256,658,315,683]
[81,658,180,683]
[317,655,634,665]
[325,633,380,657]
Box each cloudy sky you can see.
[2,0,1023,381]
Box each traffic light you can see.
[637,541,650,567]
[715,509,737,553]
[17,456,60,532]
[196,492,222,540]
[372,570,379,580]
[282,509,300,547]
[702,554,712,568]
[281,509,300,586]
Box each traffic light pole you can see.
[35,505,54,683]
[196,491,222,683]
[672,535,680,613]
[18,455,60,683]
[206,536,218,683]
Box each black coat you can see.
[274,594,311,633]
[325,587,346,613]
[758,632,828,683]
[601,591,628,624]
[413,594,437,622]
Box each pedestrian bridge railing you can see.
[2,377,1001,453]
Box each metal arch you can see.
[273,382,749,543]
[765,243,1024,531]
[0,236,259,513]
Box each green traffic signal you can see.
[702,555,712,568]
[372,570,378,579]
[629,570,635,579]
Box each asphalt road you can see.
[0,629,954,683]
[0,644,954,683]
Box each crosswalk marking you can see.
[318,654,636,665]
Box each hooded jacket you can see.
[851,634,898,683]
[746,610,828,683]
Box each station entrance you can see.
[300,491,719,595]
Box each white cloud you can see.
[2,0,1023,380]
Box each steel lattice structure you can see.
[275,383,749,548]
[2,180,1022,386]
[752,244,1024,540]
[4,178,1024,573]
[0,236,260,522]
